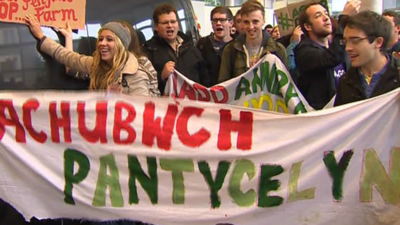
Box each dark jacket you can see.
[218,31,288,83]
[143,31,211,94]
[0,198,27,225]
[294,28,349,110]
[391,40,400,53]
[196,34,228,86]
[334,56,400,106]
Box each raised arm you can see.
[57,22,73,73]
[25,15,92,75]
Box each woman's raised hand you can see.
[25,14,44,40]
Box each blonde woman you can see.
[25,15,152,96]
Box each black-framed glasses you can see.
[211,18,230,24]
[340,37,374,46]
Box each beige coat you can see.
[40,37,152,97]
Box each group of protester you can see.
[2,0,400,224]
[24,0,400,111]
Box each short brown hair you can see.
[153,3,177,24]
[234,9,242,24]
[210,6,233,21]
[240,0,265,19]
[346,10,392,52]
[298,2,325,36]
[382,11,400,25]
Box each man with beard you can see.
[197,6,233,86]
[143,3,211,94]
[334,11,397,106]
[217,0,287,83]
[294,0,360,110]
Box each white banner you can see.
[165,54,314,114]
[0,90,400,225]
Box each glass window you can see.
[42,23,101,41]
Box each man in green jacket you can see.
[217,0,288,83]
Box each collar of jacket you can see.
[233,30,271,52]
[344,55,398,90]
[145,31,193,51]
[117,52,139,83]
[295,37,327,51]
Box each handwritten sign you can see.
[274,0,329,36]
[0,0,86,29]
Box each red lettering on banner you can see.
[210,86,229,103]
[113,101,136,144]
[176,83,228,103]
[49,102,71,143]
[178,82,196,100]
[77,102,107,143]
[142,102,178,150]
[176,106,210,147]
[218,109,253,150]
[0,100,26,142]
[23,99,47,143]
[193,84,211,102]
[0,2,18,20]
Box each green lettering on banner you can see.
[128,156,158,204]
[229,159,256,207]
[277,69,307,113]
[288,161,316,202]
[63,149,90,205]
[235,77,251,100]
[251,67,266,94]
[199,161,231,208]
[277,69,289,102]
[260,61,281,97]
[92,154,123,207]
[323,150,354,201]
[360,148,400,205]
[258,164,284,207]
[160,159,194,204]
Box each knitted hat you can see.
[101,22,131,50]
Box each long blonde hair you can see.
[89,29,129,90]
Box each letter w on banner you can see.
[164,54,314,114]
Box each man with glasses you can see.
[143,3,211,94]
[197,6,233,86]
[294,0,360,110]
[334,11,398,106]
[217,0,287,83]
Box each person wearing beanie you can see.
[24,15,153,97]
